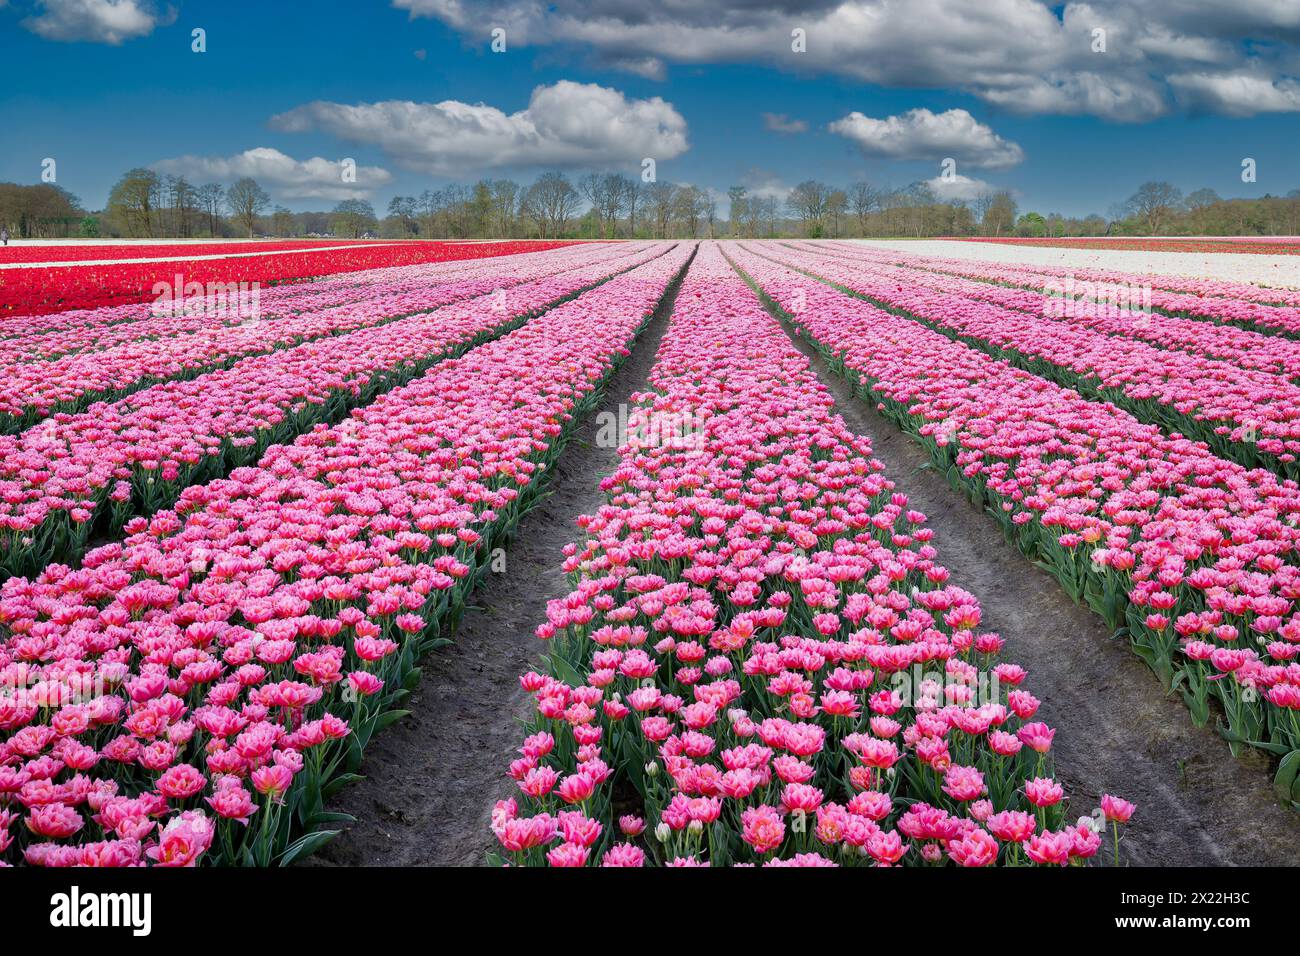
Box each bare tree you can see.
[387,196,419,237]
[225,177,270,238]
[787,180,831,235]
[1125,181,1183,234]
[196,183,225,237]
[728,186,749,238]
[490,179,520,238]
[984,190,1018,237]
[826,189,848,238]
[523,172,580,239]
[600,173,633,238]
[645,180,679,238]
[848,181,878,235]
[578,173,607,238]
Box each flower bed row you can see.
[0,240,582,317]
[862,239,1300,310]
[0,242,694,867]
[490,243,1133,867]
[0,242,657,430]
[0,241,628,361]
[0,240,377,264]
[724,242,1300,808]
[0,243,676,580]
[794,242,1300,379]
[754,243,1300,482]
[960,236,1300,259]
[815,241,1300,331]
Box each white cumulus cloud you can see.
[22,0,172,44]
[153,147,392,202]
[270,80,689,176]
[923,173,998,203]
[1169,72,1300,115]
[390,0,1300,120]
[829,108,1025,169]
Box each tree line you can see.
[4,169,1300,241]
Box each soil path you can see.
[305,250,692,867]
[775,312,1300,867]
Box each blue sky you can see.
[2,0,1299,217]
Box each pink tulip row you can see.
[0,243,678,580]
[814,240,1300,327]
[0,241,634,363]
[725,242,1300,798]
[491,243,1134,867]
[0,243,693,867]
[755,243,1300,481]
[793,242,1300,379]
[0,243,658,430]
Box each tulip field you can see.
[7,236,1300,869]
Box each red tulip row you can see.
[0,240,582,317]
[0,240,372,264]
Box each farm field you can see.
[3,237,1300,871]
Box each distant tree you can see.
[1016,211,1047,236]
[271,206,296,237]
[226,177,270,237]
[522,172,579,239]
[387,196,419,237]
[727,185,749,238]
[1125,181,1183,234]
[196,183,225,237]
[848,181,878,235]
[106,168,162,237]
[468,181,494,236]
[984,191,1018,237]
[1185,187,1220,211]
[578,173,607,238]
[489,179,520,238]
[645,180,679,238]
[826,189,848,238]
[787,180,831,235]
[331,198,377,238]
